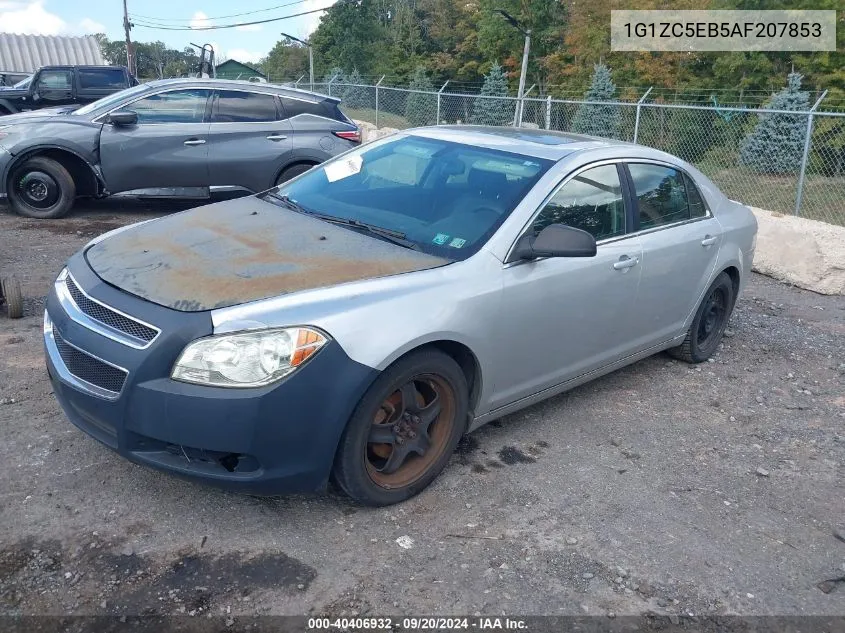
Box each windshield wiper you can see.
[266,193,418,250]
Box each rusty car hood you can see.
[85,197,450,312]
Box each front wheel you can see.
[332,350,468,506]
[8,157,76,219]
[668,272,735,363]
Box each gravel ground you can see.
[1,199,844,620]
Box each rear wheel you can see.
[332,350,468,506]
[275,163,316,186]
[8,157,76,219]
[668,272,734,363]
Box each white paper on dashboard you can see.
[324,155,363,182]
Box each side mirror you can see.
[512,224,597,260]
[107,110,138,126]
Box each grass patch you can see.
[696,164,845,226]
[344,108,410,130]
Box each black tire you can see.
[668,272,734,364]
[1,276,23,319]
[8,156,76,219]
[332,349,469,506]
[275,163,316,186]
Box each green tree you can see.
[260,38,309,83]
[343,69,370,109]
[405,66,435,126]
[471,62,513,125]
[740,71,811,174]
[309,0,388,77]
[571,63,620,138]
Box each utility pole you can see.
[281,33,313,91]
[122,0,135,75]
[495,9,531,127]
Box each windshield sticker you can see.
[432,233,450,245]
[448,238,467,248]
[324,154,363,182]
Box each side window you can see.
[628,163,690,229]
[36,70,72,91]
[212,90,278,123]
[532,164,626,240]
[128,89,210,124]
[279,96,325,120]
[683,173,708,218]
[78,69,126,89]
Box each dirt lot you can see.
[0,199,844,622]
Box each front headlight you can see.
[171,327,328,388]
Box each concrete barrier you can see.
[751,207,845,296]
[354,120,399,143]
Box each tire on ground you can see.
[8,156,76,219]
[275,163,316,186]
[332,349,469,506]
[668,271,735,364]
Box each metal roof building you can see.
[0,33,105,72]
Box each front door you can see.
[491,163,643,410]
[206,89,293,191]
[624,162,723,347]
[99,88,212,193]
[33,69,74,109]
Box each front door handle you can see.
[612,255,639,271]
[701,235,718,247]
[183,138,206,146]
[266,134,288,141]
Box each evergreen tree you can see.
[471,62,513,125]
[405,67,436,126]
[323,66,346,98]
[740,71,811,174]
[343,69,370,109]
[571,63,620,139]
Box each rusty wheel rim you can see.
[365,374,456,490]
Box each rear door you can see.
[623,162,722,347]
[98,88,212,192]
[206,88,293,191]
[75,67,129,103]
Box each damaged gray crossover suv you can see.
[44,126,757,505]
[0,78,359,218]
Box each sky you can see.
[0,0,338,63]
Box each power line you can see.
[128,0,312,25]
[131,5,338,31]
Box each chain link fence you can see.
[292,78,845,226]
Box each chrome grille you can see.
[53,327,127,394]
[65,275,157,343]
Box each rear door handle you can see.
[612,255,639,271]
[266,134,288,141]
[183,139,206,146]
[701,235,718,247]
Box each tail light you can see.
[333,129,361,144]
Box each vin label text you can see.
[611,10,836,52]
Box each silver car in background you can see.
[0,78,360,218]
[44,127,757,506]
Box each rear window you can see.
[212,90,278,123]
[280,96,329,120]
[78,68,126,89]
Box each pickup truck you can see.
[0,66,137,115]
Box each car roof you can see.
[406,125,688,166]
[142,78,337,102]
[40,65,128,71]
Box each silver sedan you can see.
[45,126,757,505]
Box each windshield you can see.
[72,83,153,116]
[12,76,31,89]
[270,135,552,260]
